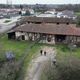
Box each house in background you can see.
[57,10,76,19]
[36,9,57,17]
[0,8,21,18]
[44,9,56,14]
[36,13,56,17]
[21,9,34,16]
[35,9,76,19]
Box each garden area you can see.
[75,12,80,16]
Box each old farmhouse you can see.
[7,17,80,44]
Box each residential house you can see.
[57,10,76,19]
[36,9,57,17]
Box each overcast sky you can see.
[0,0,80,4]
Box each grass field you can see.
[75,12,80,16]
[0,35,80,62]
[0,35,31,60]
[0,35,42,62]
[56,44,80,59]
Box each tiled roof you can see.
[10,23,80,36]
[21,17,75,23]
[74,27,80,36]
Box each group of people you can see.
[40,50,56,65]
[40,50,47,56]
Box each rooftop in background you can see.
[20,16,75,24]
[58,10,76,18]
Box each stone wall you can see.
[15,31,55,44]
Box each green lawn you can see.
[0,35,31,60]
[56,44,80,59]
[0,35,41,61]
[75,12,80,16]
[0,35,80,64]
[55,44,80,66]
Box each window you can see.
[21,31,23,33]
[57,22,59,25]
[66,23,69,25]
[28,21,30,24]
[22,35,25,40]
[47,37,52,42]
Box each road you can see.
[0,16,21,33]
[0,22,16,33]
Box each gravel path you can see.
[25,46,56,80]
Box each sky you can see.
[0,0,80,4]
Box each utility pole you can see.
[6,0,12,8]
[6,0,12,18]
[6,0,9,16]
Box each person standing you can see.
[44,51,46,56]
[40,50,43,55]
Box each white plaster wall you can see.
[15,32,55,44]
[77,37,80,42]
[15,32,25,37]
[46,36,55,44]
[15,32,28,40]
[25,33,29,40]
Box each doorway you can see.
[55,35,66,42]
[22,35,25,40]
